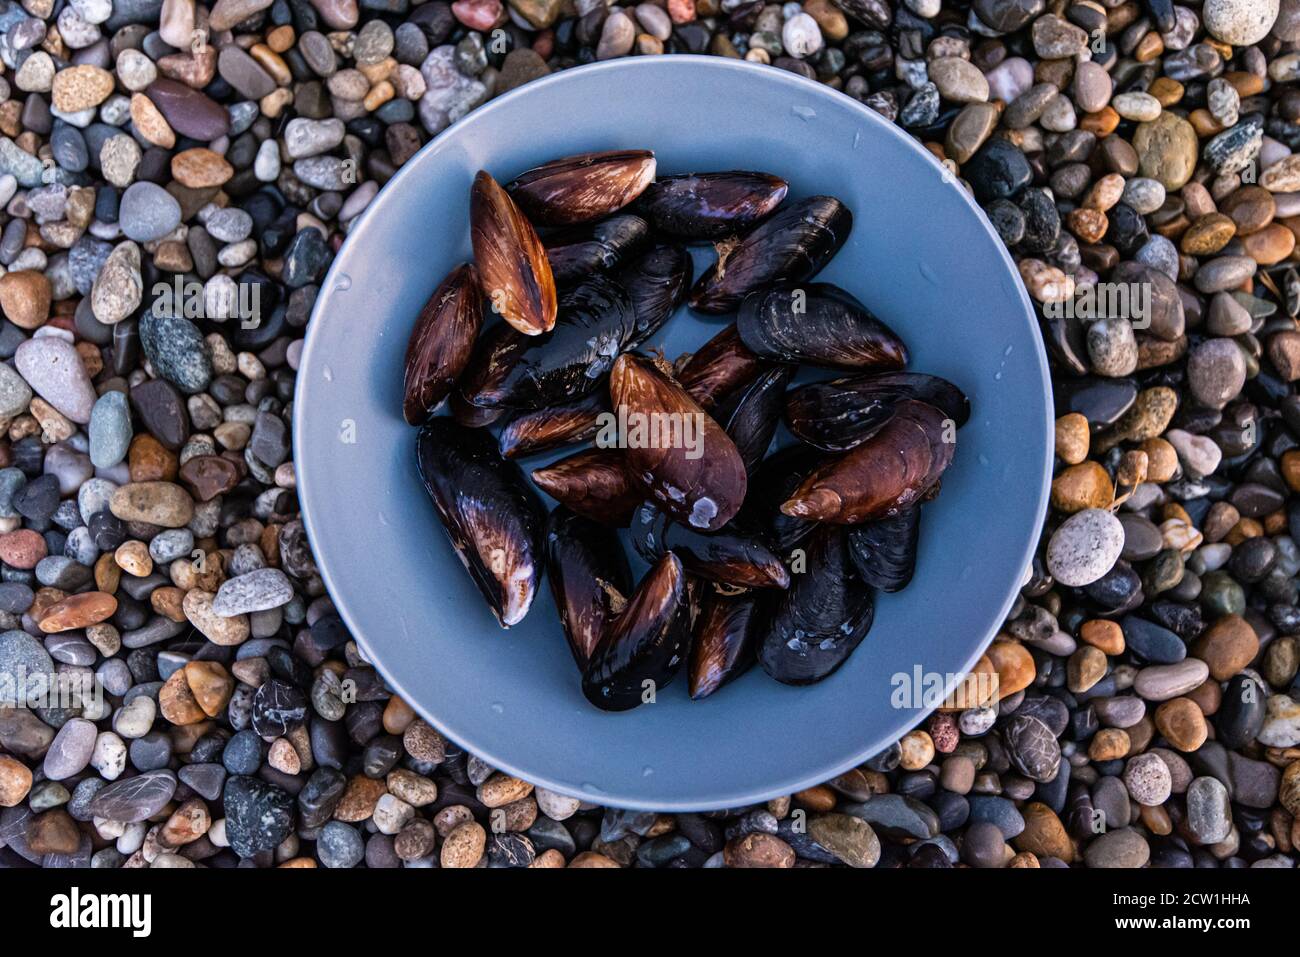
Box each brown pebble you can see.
[1191,614,1260,681]
[441,821,486,868]
[1154,696,1208,751]
[723,832,796,868]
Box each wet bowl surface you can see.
[294,56,1052,811]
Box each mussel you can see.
[717,365,793,474]
[689,587,764,699]
[689,195,852,313]
[848,505,921,593]
[498,391,606,459]
[506,150,656,227]
[783,399,956,523]
[737,283,908,371]
[610,353,748,532]
[638,171,789,240]
[757,525,875,685]
[675,323,767,412]
[630,501,790,589]
[470,170,556,336]
[545,214,651,286]
[460,275,637,410]
[448,390,505,428]
[619,243,693,347]
[784,371,971,452]
[531,448,640,526]
[735,443,823,552]
[402,263,483,424]
[545,506,631,669]
[582,552,691,711]
[415,418,546,627]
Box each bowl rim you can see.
[293,54,1054,810]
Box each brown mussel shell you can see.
[461,275,637,410]
[689,195,852,313]
[757,525,875,685]
[531,448,641,526]
[545,505,632,669]
[718,365,794,474]
[610,354,748,532]
[470,169,557,336]
[848,505,921,593]
[582,552,690,711]
[402,263,484,425]
[619,243,693,348]
[783,399,956,523]
[737,283,908,371]
[416,418,546,627]
[784,371,971,452]
[630,501,790,589]
[498,391,606,459]
[675,323,767,412]
[638,171,789,240]
[689,587,765,700]
[545,214,651,286]
[506,150,656,227]
[735,442,823,553]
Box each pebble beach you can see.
[0,0,1300,870]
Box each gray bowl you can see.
[294,56,1052,811]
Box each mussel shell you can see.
[689,587,764,699]
[402,263,484,425]
[610,354,748,532]
[531,448,640,526]
[734,443,823,552]
[461,275,637,410]
[545,505,632,669]
[689,195,852,313]
[737,283,908,371]
[638,171,789,240]
[545,214,651,286]
[498,391,606,459]
[785,371,971,452]
[718,365,793,474]
[448,390,505,428]
[415,418,546,627]
[618,243,693,348]
[582,552,690,711]
[757,525,875,685]
[847,505,921,593]
[675,323,767,412]
[630,501,790,589]
[783,399,956,523]
[506,149,656,227]
[470,170,556,336]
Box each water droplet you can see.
[322,365,333,382]
[994,370,1003,381]
[642,766,654,777]
[490,701,504,714]
[792,105,816,121]
[979,454,990,467]
[333,273,352,294]
[852,130,862,150]
[1003,345,1014,356]
[918,262,939,286]
[580,781,607,795]
[377,512,389,526]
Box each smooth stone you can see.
[1046,509,1125,586]
[14,338,95,424]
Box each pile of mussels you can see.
[399,149,971,711]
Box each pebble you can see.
[14,337,95,424]
[1046,509,1126,586]
[213,569,294,616]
